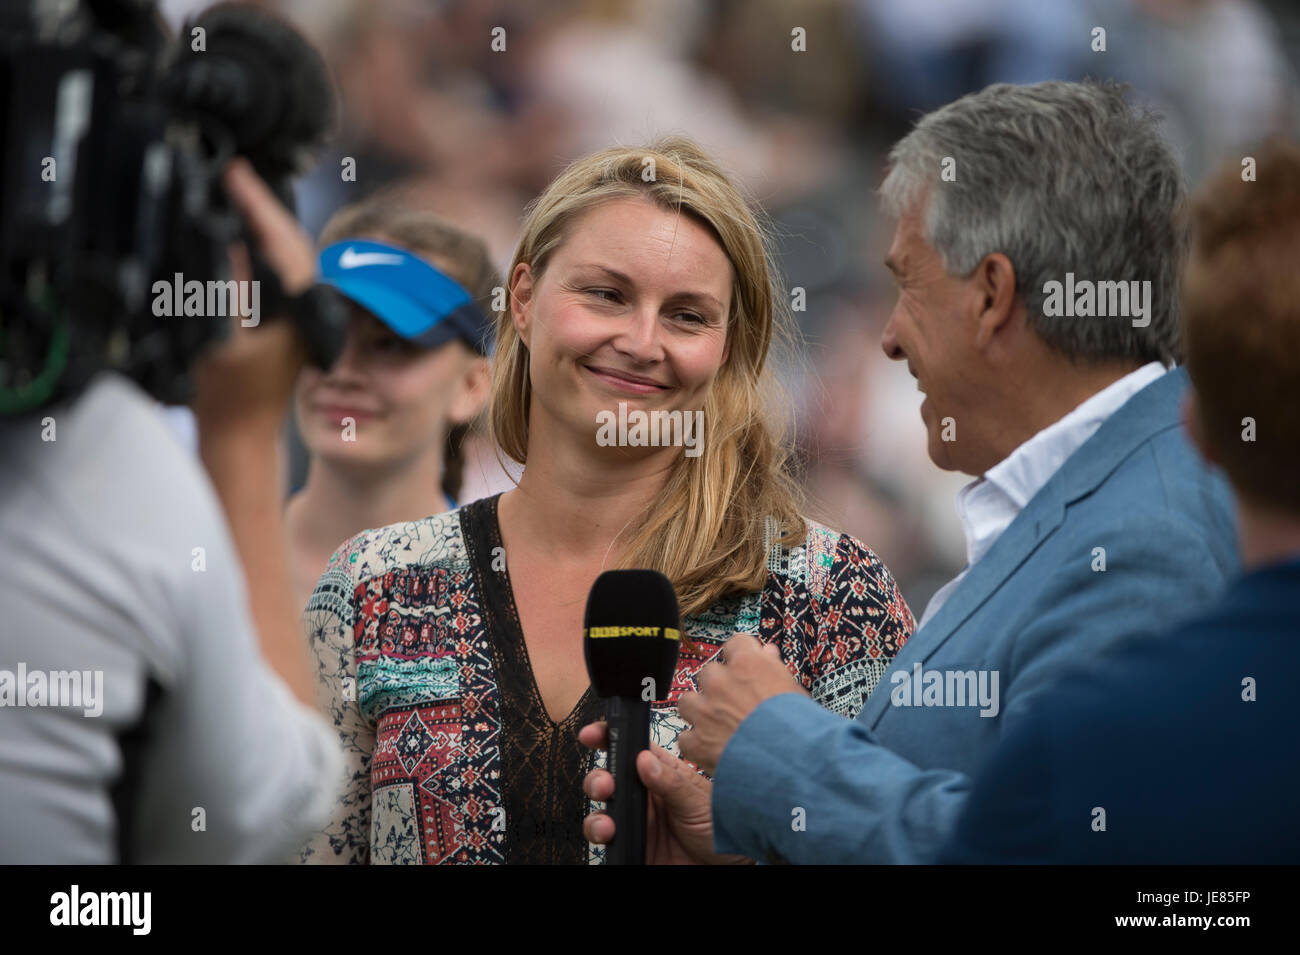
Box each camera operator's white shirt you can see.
[159,404,198,454]
[0,373,342,863]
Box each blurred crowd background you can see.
[161,0,1300,614]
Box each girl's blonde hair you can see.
[492,135,806,618]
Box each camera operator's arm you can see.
[191,158,317,711]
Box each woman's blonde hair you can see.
[492,135,806,617]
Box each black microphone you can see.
[583,569,681,865]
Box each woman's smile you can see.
[582,363,671,396]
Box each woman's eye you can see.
[582,287,707,325]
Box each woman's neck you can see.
[288,450,448,559]
[499,419,678,565]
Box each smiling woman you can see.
[298,135,915,865]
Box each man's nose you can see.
[880,315,905,361]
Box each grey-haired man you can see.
[582,80,1238,864]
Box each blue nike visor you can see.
[318,238,489,354]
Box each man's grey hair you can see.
[879,80,1186,365]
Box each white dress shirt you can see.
[917,361,1169,630]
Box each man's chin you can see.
[926,446,960,472]
[927,441,985,478]
[925,428,962,473]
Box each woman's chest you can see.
[507,568,599,723]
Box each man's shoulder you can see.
[1048,382,1235,562]
[0,374,264,690]
[2,373,232,563]
[4,373,194,488]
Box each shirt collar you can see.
[954,361,1169,568]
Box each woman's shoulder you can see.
[304,506,474,629]
[324,505,472,586]
[764,515,901,599]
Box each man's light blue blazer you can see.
[711,367,1238,863]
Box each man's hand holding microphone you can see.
[580,625,809,864]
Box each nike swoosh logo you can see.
[338,247,406,268]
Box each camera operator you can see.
[0,157,343,863]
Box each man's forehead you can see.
[884,222,911,269]
[885,209,928,263]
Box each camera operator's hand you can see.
[223,156,315,295]
[191,158,315,437]
[191,157,321,712]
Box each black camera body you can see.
[0,0,343,416]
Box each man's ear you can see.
[1181,390,1218,467]
[450,353,491,425]
[972,252,1017,351]
[510,261,535,349]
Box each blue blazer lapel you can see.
[859,490,1066,728]
[858,367,1189,729]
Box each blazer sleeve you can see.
[711,514,1228,863]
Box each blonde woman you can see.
[299,137,915,864]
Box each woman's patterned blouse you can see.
[298,493,914,864]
